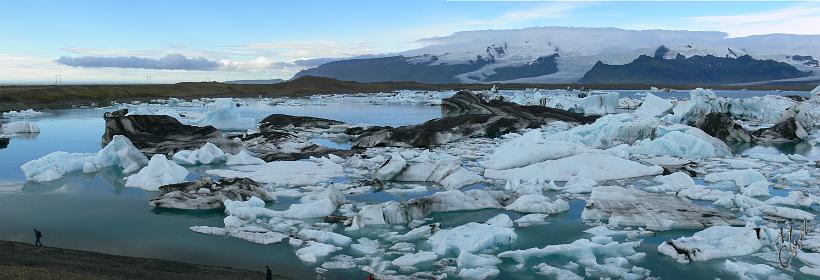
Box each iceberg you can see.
[391,251,437,267]
[192,98,255,130]
[629,125,732,159]
[373,154,483,190]
[2,109,44,118]
[206,157,344,186]
[582,186,740,230]
[225,150,266,165]
[481,131,604,170]
[21,135,149,182]
[545,113,660,149]
[296,229,352,247]
[633,93,672,118]
[172,142,227,165]
[544,92,620,115]
[657,226,764,263]
[1,121,40,134]
[296,241,341,263]
[504,194,569,214]
[428,214,516,256]
[499,238,646,279]
[124,154,189,191]
[484,153,664,182]
[704,169,767,187]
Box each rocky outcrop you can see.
[102,109,230,155]
[149,177,274,210]
[353,91,596,148]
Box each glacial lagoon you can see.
[1,89,819,279]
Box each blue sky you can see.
[1,0,818,84]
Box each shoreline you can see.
[0,241,291,280]
[1,76,816,113]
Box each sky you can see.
[1,0,819,84]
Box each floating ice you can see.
[546,113,659,149]
[374,154,483,190]
[630,125,732,159]
[391,251,437,267]
[296,241,341,263]
[225,150,266,165]
[533,263,582,280]
[704,169,767,187]
[1,121,39,134]
[485,153,664,182]
[543,92,619,115]
[646,172,695,193]
[428,214,516,256]
[633,93,673,118]
[481,131,604,170]
[504,194,569,214]
[499,238,647,279]
[124,154,189,191]
[296,229,352,247]
[172,142,227,165]
[2,109,44,118]
[722,260,785,280]
[192,98,255,130]
[657,226,764,263]
[206,157,344,186]
[582,186,740,230]
[766,191,820,208]
[21,135,149,182]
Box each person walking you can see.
[33,229,43,247]
[265,266,272,280]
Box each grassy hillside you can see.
[1,76,816,112]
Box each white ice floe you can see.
[296,229,352,247]
[485,153,663,182]
[657,226,764,263]
[1,121,39,134]
[428,214,516,256]
[190,225,287,244]
[533,263,582,280]
[716,195,815,220]
[21,135,149,182]
[296,241,341,263]
[704,169,767,187]
[2,109,44,118]
[504,194,569,214]
[633,93,673,118]
[192,98,255,130]
[666,88,802,125]
[582,186,739,230]
[391,251,437,267]
[722,260,786,280]
[543,92,620,115]
[124,154,189,191]
[646,172,695,193]
[172,142,227,165]
[515,214,549,227]
[546,113,659,149]
[630,125,732,159]
[480,131,603,170]
[766,191,820,208]
[499,238,647,279]
[206,157,344,186]
[374,154,483,190]
[349,190,512,229]
[225,150,266,165]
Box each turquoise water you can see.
[0,94,817,279]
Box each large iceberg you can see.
[192,98,255,130]
[428,214,516,256]
[633,93,673,118]
[657,226,765,263]
[629,125,732,159]
[124,154,189,191]
[1,121,40,134]
[206,157,344,186]
[481,131,604,170]
[484,153,664,182]
[545,113,660,149]
[172,142,227,165]
[373,154,483,190]
[543,92,620,115]
[21,135,149,182]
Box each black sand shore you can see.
[0,241,292,280]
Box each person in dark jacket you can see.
[33,229,43,247]
[265,266,272,280]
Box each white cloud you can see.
[686,3,820,37]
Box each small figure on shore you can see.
[265,265,272,280]
[367,273,375,280]
[33,229,43,247]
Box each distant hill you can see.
[580,54,811,85]
[290,27,820,85]
[224,79,284,84]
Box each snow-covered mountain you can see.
[293,27,820,85]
